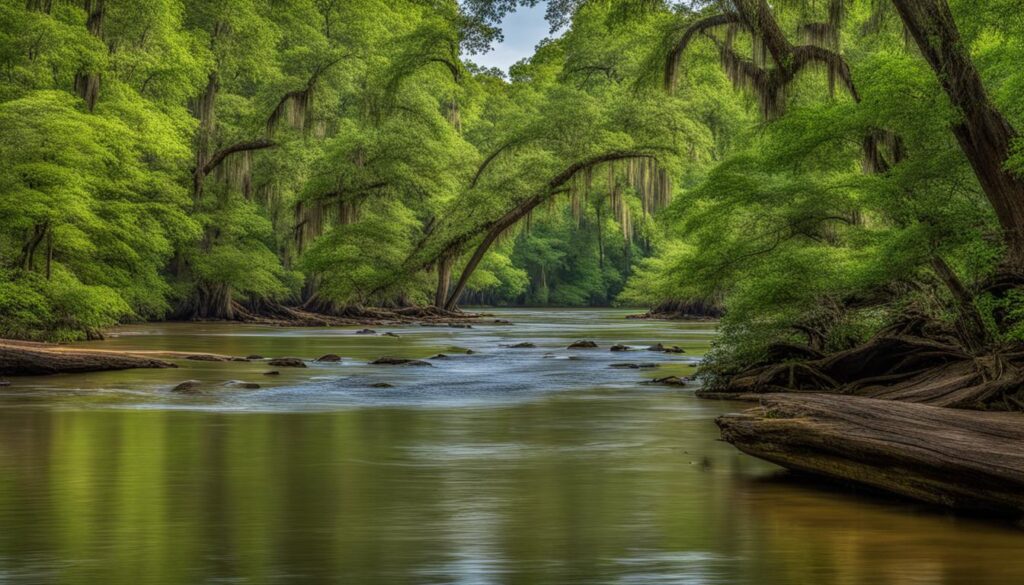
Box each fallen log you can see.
[717,393,1024,519]
[0,342,176,376]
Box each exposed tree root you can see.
[627,299,723,321]
[701,334,1024,411]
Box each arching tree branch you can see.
[444,150,664,311]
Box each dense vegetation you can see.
[3,0,1024,409]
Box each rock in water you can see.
[370,357,433,367]
[610,344,631,352]
[568,340,599,349]
[172,380,202,393]
[430,354,449,360]
[185,354,229,362]
[383,332,401,338]
[648,376,689,386]
[609,363,658,369]
[316,354,342,363]
[246,355,264,360]
[226,380,261,389]
[267,358,306,368]
[369,382,394,388]
[356,329,377,335]
[263,371,280,376]
[503,342,536,349]
[465,349,476,355]
[645,344,685,354]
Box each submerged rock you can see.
[610,344,632,352]
[246,355,265,360]
[267,358,307,368]
[263,371,280,376]
[383,332,401,338]
[609,363,658,369]
[356,329,377,335]
[493,319,513,324]
[648,375,689,386]
[369,382,394,388]
[185,354,229,362]
[448,323,473,329]
[226,380,261,389]
[465,349,476,355]
[370,357,433,367]
[171,380,202,393]
[646,344,686,354]
[316,354,342,363]
[568,340,599,349]
[503,342,536,348]
[430,354,449,360]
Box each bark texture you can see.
[892,0,1024,269]
[717,393,1024,517]
[0,342,175,376]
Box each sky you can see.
[468,3,552,73]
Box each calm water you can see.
[0,309,1022,584]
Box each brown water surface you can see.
[0,309,1021,584]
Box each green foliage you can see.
[1,0,1022,360]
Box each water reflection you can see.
[0,310,1021,584]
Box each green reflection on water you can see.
[0,310,1022,584]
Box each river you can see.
[0,309,1022,584]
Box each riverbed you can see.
[0,309,1022,584]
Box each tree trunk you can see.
[930,255,988,351]
[19,222,48,271]
[45,229,53,279]
[73,0,104,111]
[434,255,452,309]
[443,151,659,311]
[892,0,1024,269]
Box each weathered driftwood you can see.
[0,342,176,376]
[717,393,1024,518]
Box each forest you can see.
[4,0,1024,403]
[4,0,1024,523]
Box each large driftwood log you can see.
[717,393,1024,518]
[0,343,176,376]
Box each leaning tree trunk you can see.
[434,255,453,309]
[444,150,660,311]
[892,0,1024,270]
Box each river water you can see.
[0,309,1022,584]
